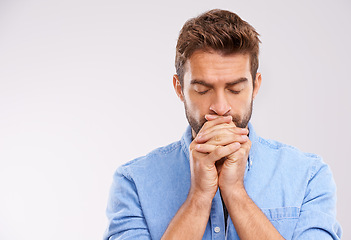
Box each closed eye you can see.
[228,89,241,94]
[197,89,209,95]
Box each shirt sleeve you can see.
[292,158,342,239]
[103,166,152,240]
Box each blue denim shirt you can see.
[104,123,342,240]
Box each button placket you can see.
[210,189,226,239]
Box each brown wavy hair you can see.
[175,9,261,87]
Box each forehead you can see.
[184,50,251,84]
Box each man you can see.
[104,9,342,239]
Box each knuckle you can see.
[189,142,196,150]
[232,142,241,149]
[190,150,197,160]
[228,143,236,150]
[213,146,223,156]
[213,135,221,142]
[237,150,245,158]
[229,127,236,134]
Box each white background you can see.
[0,0,350,239]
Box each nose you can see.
[209,92,231,116]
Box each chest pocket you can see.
[261,206,300,239]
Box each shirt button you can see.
[214,227,220,233]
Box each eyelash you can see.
[197,89,240,95]
[229,89,241,94]
[197,90,209,95]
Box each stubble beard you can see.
[184,98,253,135]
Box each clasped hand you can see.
[188,115,251,201]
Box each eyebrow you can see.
[190,77,248,87]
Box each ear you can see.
[252,72,262,100]
[173,74,184,102]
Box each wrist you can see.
[185,190,213,217]
[220,184,247,206]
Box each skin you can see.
[161,50,284,240]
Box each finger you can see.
[198,124,248,139]
[198,131,248,146]
[197,119,248,139]
[198,116,232,134]
[196,123,234,142]
[195,143,219,153]
[206,142,241,163]
[226,139,252,163]
[205,114,232,122]
[196,127,249,144]
[207,132,249,146]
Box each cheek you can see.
[184,93,209,115]
[229,92,252,112]
[187,100,205,116]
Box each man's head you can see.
[175,9,260,88]
[173,9,262,136]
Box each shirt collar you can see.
[180,125,192,158]
[247,122,259,170]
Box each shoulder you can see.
[115,140,184,180]
[259,136,322,161]
[248,123,324,172]
[254,136,329,180]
